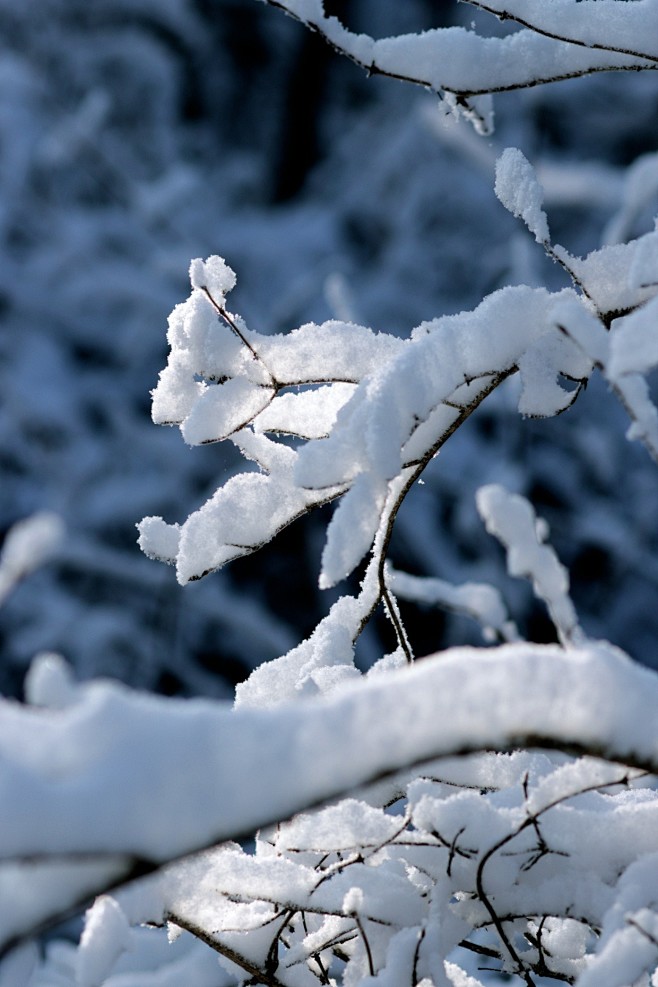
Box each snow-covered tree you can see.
[2,3,658,986]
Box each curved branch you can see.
[1,642,658,957]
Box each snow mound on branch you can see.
[495,148,550,244]
[189,256,236,305]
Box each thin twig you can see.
[627,916,658,948]
[355,367,516,648]
[412,925,427,985]
[474,769,645,984]
[381,578,414,663]
[168,910,289,987]
[352,912,375,977]
[200,284,277,388]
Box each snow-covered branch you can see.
[259,0,657,133]
[464,0,658,65]
[2,639,658,962]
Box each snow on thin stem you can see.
[476,485,583,647]
[555,294,658,464]
[0,512,64,606]
[129,164,658,987]
[495,147,600,313]
[388,567,518,644]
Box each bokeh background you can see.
[2,0,658,699]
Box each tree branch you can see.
[2,641,657,959]
[463,0,658,66]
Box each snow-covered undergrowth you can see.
[3,2,658,986]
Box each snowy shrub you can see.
[3,2,658,986]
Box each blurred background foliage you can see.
[1,0,657,698]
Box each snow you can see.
[474,0,658,60]
[234,585,370,708]
[554,292,658,460]
[256,321,406,386]
[8,635,658,981]
[495,148,550,244]
[170,468,344,584]
[24,652,78,709]
[136,517,181,566]
[254,382,356,440]
[0,512,64,604]
[476,485,582,645]
[147,233,655,594]
[608,295,658,378]
[273,5,655,128]
[615,374,658,456]
[32,928,227,987]
[0,641,656,873]
[566,235,658,317]
[274,800,402,854]
[552,297,610,368]
[320,472,388,588]
[388,567,517,643]
[304,285,583,485]
[77,897,132,987]
[0,942,38,987]
[631,230,658,289]
[180,377,274,446]
[0,858,131,952]
[188,256,236,306]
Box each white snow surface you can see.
[609,295,658,379]
[24,652,78,709]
